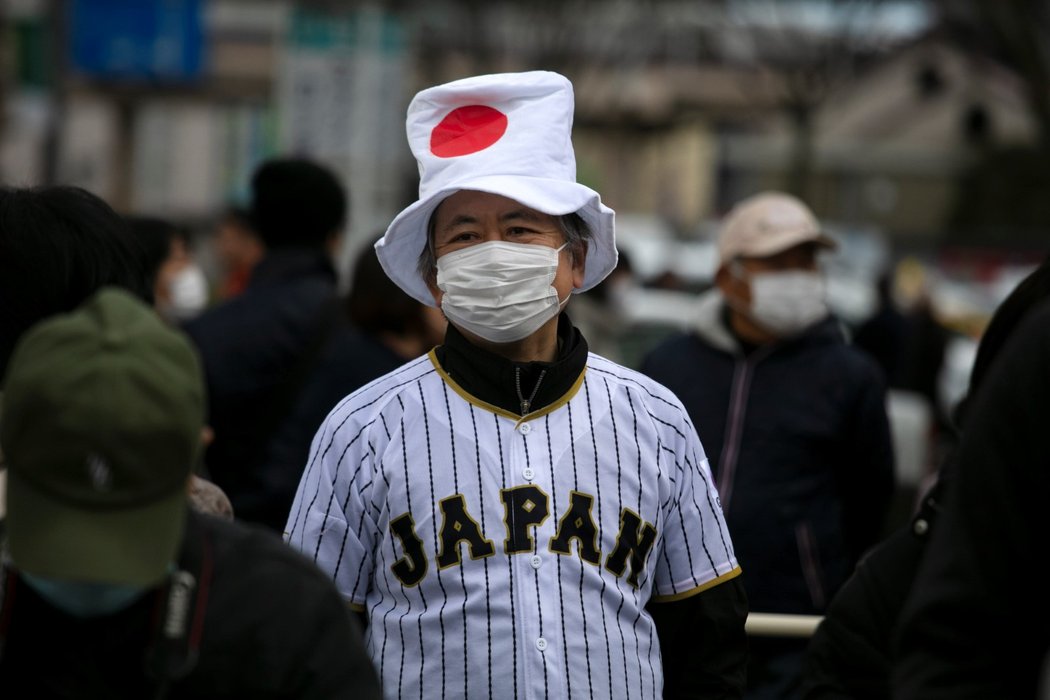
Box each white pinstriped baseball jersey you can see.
[285,350,740,700]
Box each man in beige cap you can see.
[642,191,895,699]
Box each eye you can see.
[440,231,478,246]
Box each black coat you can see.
[640,293,895,616]
[0,510,380,698]
[246,327,408,531]
[892,301,1050,699]
[183,250,338,522]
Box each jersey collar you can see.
[433,313,589,418]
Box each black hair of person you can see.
[0,185,152,380]
[953,254,1050,428]
[248,158,348,249]
[222,204,255,231]
[126,216,188,293]
[347,236,427,337]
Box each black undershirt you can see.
[433,313,589,416]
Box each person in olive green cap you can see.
[0,288,379,699]
[2,288,204,588]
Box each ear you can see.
[426,279,443,307]
[716,262,750,307]
[570,240,588,290]
[714,264,732,295]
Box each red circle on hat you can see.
[430,105,508,158]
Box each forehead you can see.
[432,190,555,228]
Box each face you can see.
[154,236,191,308]
[214,219,264,272]
[716,241,820,308]
[426,190,586,305]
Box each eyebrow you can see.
[440,209,546,232]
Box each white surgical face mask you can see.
[160,265,209,323]
[436,240,569,343]
[746,269,828,336]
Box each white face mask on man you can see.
[436,240,569,343]
[741,269,828,337]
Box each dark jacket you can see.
[640,291,895,616]
[183,250,339,524]
[799,448,958,700]
[0,509,381,698]
[892,301,1050,700]
[248,326,407,531]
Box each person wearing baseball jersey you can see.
[285,70,748,699]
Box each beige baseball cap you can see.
[718,191,837,264]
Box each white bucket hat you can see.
[375,70,617,306]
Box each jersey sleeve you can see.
[284,408,380,609]
[650,403,741,602]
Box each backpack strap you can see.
[144,512,214,696]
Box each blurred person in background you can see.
[0,288,379,698]
[569,246,636,363]
[184,157,348,527]
[212,205,265,300]
[892,259,952,434]
[240,237,446,530]
[126,215,210,324]
[0,185,152,543]
[126,214,229,517]
[801,254,1050,700]
[852,272,911,387]
[0,186,151,380]
[641,191,895,700]
[890,255,1050,699]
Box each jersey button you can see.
[536,637,548,652]
[530,555,542,569]
[518,423,531,435]
[522,467,535,481]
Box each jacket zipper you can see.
[715,346,772,512]
[796,521,826,609]
[715,359,751,511]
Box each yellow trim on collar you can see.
[649,566,743,603]
[427,349,587,426]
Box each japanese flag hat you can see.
[376,70,617,307]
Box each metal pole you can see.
[745,612,824,638]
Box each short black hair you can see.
[0,186,151,380]
[249,158,348,249]
[125,215,187,293]
[221,205,256,233]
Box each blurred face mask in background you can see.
[21,571,150,618]
[745,270,828,336]
[160,265,209,323]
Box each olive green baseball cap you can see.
[1,288,205,586]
